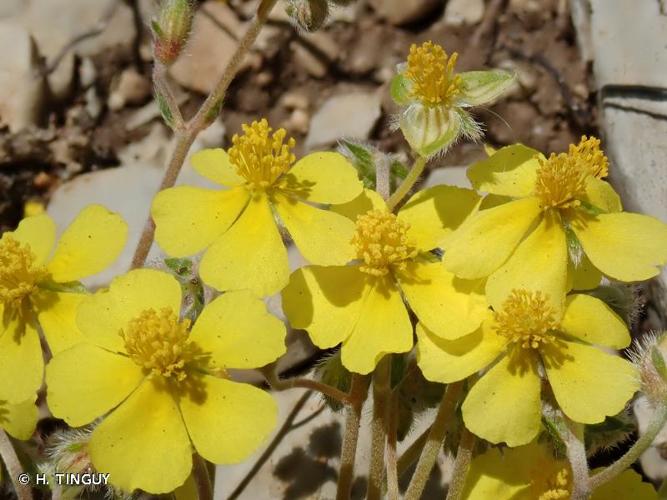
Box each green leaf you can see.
[156,92,174,129]
[390,73,413,106]
[338,140,376,189]
[458,69,516,106]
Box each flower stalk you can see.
[337,374,369,500]
[387,156,427,211]
[386,391,400,500]
[261,364,352,404]
[0,429,33,500]
[446,426,476,500]
[367,356,392,500]
[193,453,213,500]
[404,381,464,500]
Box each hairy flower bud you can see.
[629,331,667,404]
[152,0,194,65]
[286,0,329,32]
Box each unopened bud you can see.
[629,331,667,404]
[152,0,194,65]
[316,351,350,411]
[286,0,329,32]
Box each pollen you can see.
[0,236,48,311]
[228,119,296,189]
[404,41,463,107]
[534,152,588,210]
[569,135,609,179]
[538,467,571,500]
[352,210,417,276]
[120,308,198,381]
[494,290,559,350]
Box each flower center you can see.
[120,308,198,381]
[534,135,608,210]
[228,119,296,189]
[538,467,571,500]
[494,290,559,349]
[404,41,463,107]
[352,210,417,276]
[0,236,47,312]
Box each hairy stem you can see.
[375,153,391,201]
[367,356,392,500]
[398,427,429,478]
[404,381,464,500]
[0,429,33,500]
[386,391,400,500]
[193,454,213,500]
[590,402,667,491]
[563,419,590,500]
[337,374,370,500]
[152,63,185,131]
[445,427,475,500]
[386,156,427,211]
[130,0,278,268]
[261,365,351,404]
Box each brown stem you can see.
[193,453,213,500]
[0,429,33,500]
[130,0,278,269]
[367,356,392,500]
[404,382,464,500]
[261,365,351,404]
[386,391,400,500]
[336,374,370,500]
[445,427,475,500]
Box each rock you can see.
[369,0,443,26]
[170,2,253,94]
[291,42,328,78]
[286,108,310,134]
[0,23,46,132]
[344,24,385,75]
[305,90,382,150]
[79,57,97,87]
[424,166,470,189]
[281,91,310,111]
[443,0,485,26]
[108,68,152,111]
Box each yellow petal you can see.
[584,177,622,213]
[572,212,667,281]
[278,152,363,204]
[332,189,386,221]
[77,269,182,353]
[47,205,127,282]
[190,148,244,186]
[152,186,249,257]
[568,253,602,291]
[543,340,639,424]
[282,265,368,348]
[34,291,85,354]
[89,380,192,494]
[486,211,568,315]
[462,350,542,447]
[416,319,505,383]
[398,260,487,340]
[0,316,43,404]
[561,294,630,348]
[274,194,356,265]
[0,397,38,440]
[397,185,480,251]
[341,276,413,374]
[46,343,144,427]
[189,290,286,369]
[467,144,543,197]
[6,213,56,265]
[591,469,657,500]
[443,197,542,279]
[180,375,277,464]
[199,193,288,296]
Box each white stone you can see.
[305,90,382,150]
[424,166,471,189]
[443,0,485,26]
[0,22,45,132]
[369,0,442,26]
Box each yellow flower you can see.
[46,269,286,494]
[444,137,667,316]
[0,396,38,440]
[283,187,484,374]
[151,119,364,297]
[463,440,657,500]
[0,205,127,404]
[417,288,638,446]
[391,41,514,157]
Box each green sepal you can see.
[585,285,635,325]
[316,351,351,412]
[399,104,462,158]
[540,415,567,459]
[578,199,605,217]
[165,257,193,276]
[584,412,635,458]
[38,280,88,294]
[339,140,376,189]
[156,92,174,129]
[652,346,667,382]
[458,69,516,106]
[390,73,413,106]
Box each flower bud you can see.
[152,0,194,66]
[316,351,351,411]
[286,0,329,32]
[629,331,667,404]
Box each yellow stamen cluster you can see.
[120,308,196,381]
[352,210,416,276]
[228,119,296,189]
[538,467,571,500]
[404,41,463,107]
[570,135,609,179]
[534,152,589,210]
[494,290,559,349]
[0,236,47,311]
